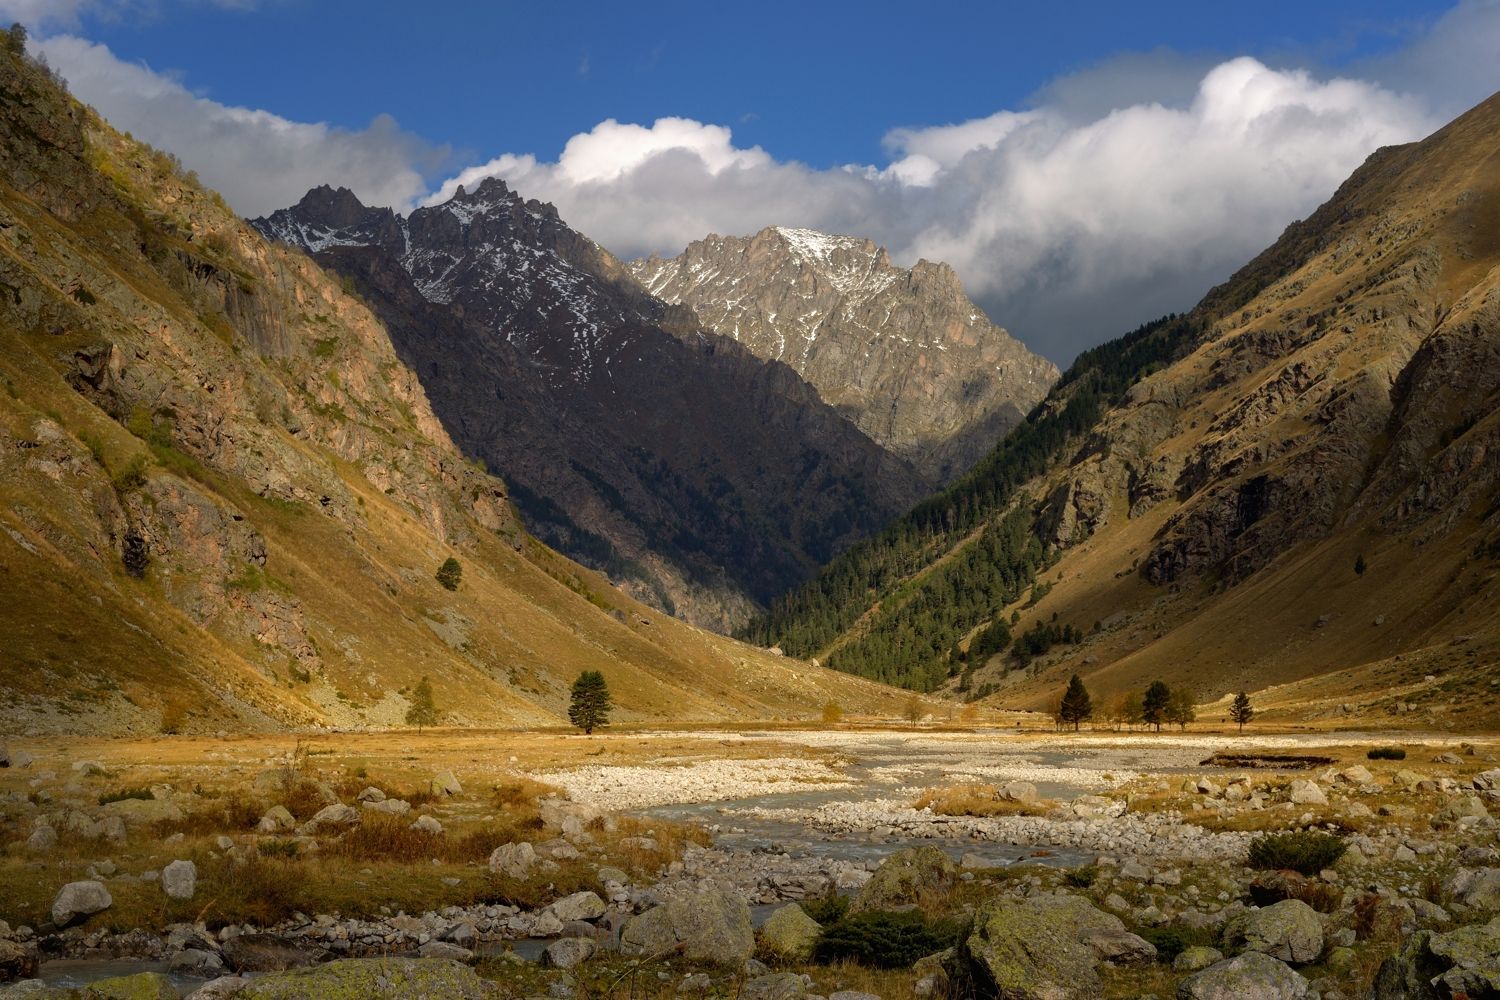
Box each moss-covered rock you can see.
[236,958,495,999]
[1176,952,1308,999]
[80,973,178,1000]
[961,897,1100,999]
[620,890,754,965]
[759,903,822,962]
[1222,900,1323,965]
[850,847,957,914]
[1370,916,1500,999]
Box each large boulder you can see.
[51,880,112,927]
[1176,952,1309,999]
[162,859,197,901]
[1223,900,1323,964]
[256,806,295,833]
[850,846,957,914]
[221,935,328,973]
[487,842,536,880]
[299,803,359,833]
[740,973,807,1000]
[538,799,600,830]
[235,957,492,999]
[542,938,596,969]
[101,798,184,826]
[1020,895,1156,965]
[961,897,1101,999]
[1448,868,1500,912]
[1370,916,1500,999]
[1286,780,1326,806]
[759,903,822,962]
[430,771,463,797]
[547,891,606,923]
[80,972,179,998]
[620,890,754,965]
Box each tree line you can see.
[1053,675,1255,733]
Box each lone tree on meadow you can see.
[405,675,439,732]
[1230,691,1254,733]
[1142,680,1171,733]
[435,557,463,591]
[1058,674,1093,731]
[569,670,612,735]
[1166,688,1196,731]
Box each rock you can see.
[849,846,957,913]
[417,942,474,964]
[1436,753,1464,765]
[235,957,493,999]
[961,897,1102,999]
[80,972,179,998]
[620,890,755,965]
[1447,868,1500,911]
[221,935,328,973]
[411,815,443,835]
[740,974,806,1000]
[256,806,295,833]
[1394,770,1430,790]
[1370,916,1500,999]
[1336,766,1373,785]
[677,973,712,994]
[759,904,822,962]
[25,827,56,853]
[0,940,38,983]
[363,798,411,816]
[828,993,880,1000]
[548,891,606,923]
[596,866,628,886]
[184,977,251,999]
[1174,946,1224,972]
[355,787,385,803]
[162,859,197,901]
[538,799,600,830]
[1286,780,1327,806]
[71,761,106,776]
[102,798,184,826]
[488,842,537,879]
[1021,895,1155,965]
[1434,795,1489,826]
[169,948,227,976]
[999,781,1038,803]
[51,880,112,927]
[1473,769,1500,791]
[252,769,297,796]
[1175,952,1309,999]
[300,803,359,833]
[1223,900,1323,965]
[430,771,462,797]
[542,938,596,969]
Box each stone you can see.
[1473,769,1500,791]
[1175,952,1309,1000]
[759,904,822,962]
[999,781,1038,803]
[0,940,39,983]
[305,803,360,832]
[184,977,251,999]
[1223,900,1323,965]
[162,859,197,901]
[169,949,227,976]
[849,846,957,913]
[78,972,178,998]
[25,827,56,853]
[828,993,881,1000]
[355,787,385,803]
[1336,766,1373,785]
[542,938,596,969]
[221,935,329,973]
[256,806,295,833]
[1394,770,1430,790]
[102,798,184,826]
[596,866,628,886]
[620,890,755,965]
[417,942,475,964]
[71,761,106,776]
[488,842,537,880]
[538,799,601,830]
[740,974,806,1000]
[531,911,564,938]
[961,896,1102,999]
[363,798,411,816]
[51,880,112,927]
[548,891,606,923]
[677,973,712,994]
[234,957,493,999]
[1286,780,1327,806]
[411,815,443,835]
[1447,868,1500,911]
[1370,916,1500,999]
[1022,895,1155,965]
[1434,795,1489,826]
[430,771,462,797]
[1173,946,1224,972]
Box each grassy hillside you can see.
[0,38,905,735]
[746,90,1500,729]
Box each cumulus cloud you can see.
[427,57,1435,360]
[33,34,444,217]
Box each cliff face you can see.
[0,43,904,734]
[631,226,1059,483]
[256,185,927,630]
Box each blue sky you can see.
[16,0,1500,360]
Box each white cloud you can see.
[427,57,1434,360]
[1354,0,1500,117]
[33,34,444,217]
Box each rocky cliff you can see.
[631,227,1058,483]
[0,41,904,734]
[254,185,926,630]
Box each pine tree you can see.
[435,557,463,591]
[1142,680,1171,733]
[1058,673,1093,731]
[405,675,438,732]
[569,671,611,735]
[1354,554,1367,576]
[1230,691,1254,733]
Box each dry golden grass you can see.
[911,784,1047,818]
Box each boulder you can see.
[999,781,1038,803]
[1336,766,1373,785]
[1434,795,1489,826]
[184,977,251,999]
[542,938,596,969]
[169,949,227,977]
[488,842,537,880]
[430,771,462,797]
[162,859,197,901]
[411,815,443,835]
[299,804,359,833]
[1447,868,1500,912]
[547,891,606,923]
[355,787,386,803]
[538,799,600,830]
[740,973,807,1000]
[257,806,295,833]
[1286,780,1326,806]
[235,957,492,999]
[0,940,38,983]
[80,972,178,998]
[221,935,328,973]
[417,942,474,964]
[363,798,411,816]
[1223,900,1323,965]
[25,827,56,853]
[1394,770,1430,790]
[1370,916,1500,999]
[620,890,754,965]
[1173,946,1224,972]
[850,846,957,914]
[101,798,184,826]
[1175,952,1309,999]
[961,897,1101,999]
[51,880,112,927]
[759,904,822,962]
[1473,769,1500,791]
[1020,895,1156,965]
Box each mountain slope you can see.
[254,185,926,630]
[0,40,905,735]
[631,227,1058,484]
[746,90,1500,727]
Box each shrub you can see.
[1367,746,1406,760]
[98,787,153,805]
[1141,926,1217,964]
[1248,831,1347,875]
[435,557,462,591]
[813,910,964,968]
[1063,865,1098,888]
[800,894,850,926]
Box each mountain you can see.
[0,40,905,735]
[745,91,1500,728]
[631,227,1058,484]
[253,185,926,630]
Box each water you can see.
[37,958,205,991]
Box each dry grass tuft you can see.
[911,784,1047,818]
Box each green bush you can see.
[1141,926,1217,963]
[1248,831,1347,876]
[814,910,963,968]
[1367,747,1406,761]
[1063,865,1098,888]
[98,787,153,805]
[800,894,850,926]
